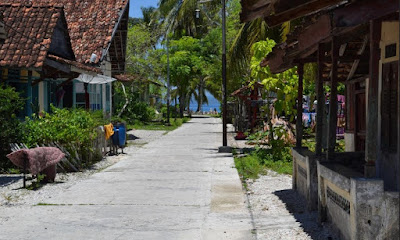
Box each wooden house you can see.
[240,0,399,239]
[0,4,100,117]
[1,0,129,116]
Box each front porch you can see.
[240,0,400,238]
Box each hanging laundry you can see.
[104,123,114,140]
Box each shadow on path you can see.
[274,189,338,240]
[0,176,23,187]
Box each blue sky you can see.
[129,0,159,18]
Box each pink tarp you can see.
[6,147,65,175]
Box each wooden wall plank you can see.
[265,0,344,27]
[367,20,381,175]
[334,0,397,27]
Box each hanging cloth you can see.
[104,123,114,140]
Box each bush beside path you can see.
[0,129,166,206]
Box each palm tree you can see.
[227,18,282,85]
[158,0,220,37]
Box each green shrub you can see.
[160,105,168,118]
[234,146,292,180]
[0,85,24,171]
[254,147,292,175]
[121,101,156,123]
[23,106,97,147]
[235,127,294,179]
[160,105,181,119]
[234,154,262,181]
[22,106,102,169]
[182,117,190,123]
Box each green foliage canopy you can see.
[0,85,24,171]
[250,39,299,117]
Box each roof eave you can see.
[101,1,129,62]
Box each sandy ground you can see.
[245,172,339,240]
[0,129,166,207]
[229,129,340,240]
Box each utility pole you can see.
[222,0,227,146]
[198,0,230,152]
[218,0,231,153]
[166,35,171,124]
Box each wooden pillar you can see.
[26,70,33,117]
[102,83,106,115]
[316,44,325,156]
[109,83,113,118]
[327,38,339,161]
[398,4,400,189]
[296,63,304,148]
[367,20,381,175]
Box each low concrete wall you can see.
[318,162,399,240]
[292,148,318,211]
[378,192,400,239]
[318,162,352,239]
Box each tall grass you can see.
[234,147,293,181]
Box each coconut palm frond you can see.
[161,1,183,34]
[141,7,157,25]
[227,18,281,81]
[170,88,179,100]
[159,0,180,16]
[201,91,209,105]
[159,0,220,37]
[204,77,221,101]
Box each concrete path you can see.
[0,117,254,240]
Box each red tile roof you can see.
[0,4,63,68]
[1,0,128,64]
[113,74,140,83]
[47,54,101,74]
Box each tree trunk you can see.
[197,82,203,112]
[179,95,184,118]
[267,104,274,142]
[187,95,191,117]
[117,82,129,118]
[174,96,177,121]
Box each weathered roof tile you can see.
[0,4,63,68]
[1,0,128,64]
